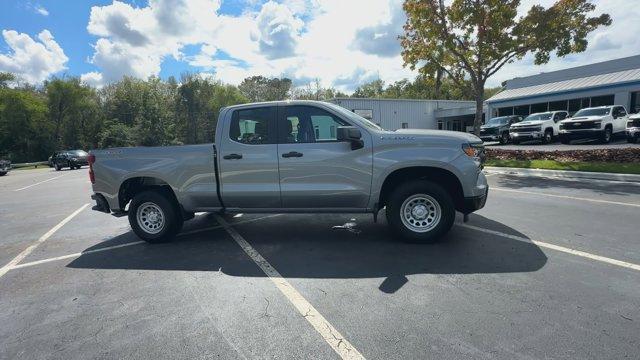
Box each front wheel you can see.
[128,190,180,243]
[499,132,509,145]
[54,163,61,171]
[386,180,455,243]
[542,130,553,144]
[600,127,612,144]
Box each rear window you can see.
[229,107,276,144]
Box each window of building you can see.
[401,122,409,129]
[230,107,275,144]
[497,107,513,116]
[514,105,530,117]
[581,98,591,108]
[549,100,568,111]
[568,99,583,114]
[530,103,548,113]
[590,95,614,107]
[630,92,640,114]
[437,121,443,130]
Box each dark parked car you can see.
[0,159,10,176]
[479,115,523,144]
[52,150,89,171]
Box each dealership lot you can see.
[1,168,639,359]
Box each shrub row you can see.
[485,148,640,163]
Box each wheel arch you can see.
[378,166,465,212]
[118,176,178,211]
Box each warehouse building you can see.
[486,55,640,118]
[330,98,481,131]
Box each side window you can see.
[230,107,275,144]
[280,106,347,143]
[618,107,627,118]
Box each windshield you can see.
[486,117,510,126]
[524,113,553,121]
[325,102,384,131]
[574,108,611,117]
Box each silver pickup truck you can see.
[89,100,488,243]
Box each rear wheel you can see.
[128,190,180,243]
[386,180,455,243]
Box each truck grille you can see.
[561,121,599,130]
[511,126,541,133]
[480,128,497,135]
[628,119,640,128]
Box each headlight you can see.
[593,120,602,126]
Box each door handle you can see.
[282,151,303,158]
[223,153,243,160]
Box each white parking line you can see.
[459,223,640,272]
[0,203,89,279]
[215,215,365,360]
[9,214,283,271]
[13,175,63,192]
[492,187,640,208]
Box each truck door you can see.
[277,105,372,209]
[613,106,627,133]
[219,106,280,209]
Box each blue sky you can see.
[1,0,638,91]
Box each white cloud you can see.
[0,29,68,84]
[488,0,640,87]
[253,1,303,59]
[34,5,49,16]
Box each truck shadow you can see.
[67,213,547,294]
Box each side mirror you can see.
[337,126,364,150]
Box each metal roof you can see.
[487,68,640,103]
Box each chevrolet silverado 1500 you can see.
[89,101,488,243]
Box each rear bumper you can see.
[91,193,110,213]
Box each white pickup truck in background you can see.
[559,105,629,144]
[509,111,568,144]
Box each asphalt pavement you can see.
[1,167,639,359]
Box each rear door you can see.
[218,106,281,209]
[276,104,372,209]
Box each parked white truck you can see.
[627,114,640,143]
[509,111,568,144]
[89,101,489,244]
[558,105,629,144]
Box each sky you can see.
[0,0,639,92]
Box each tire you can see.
[0,171,6,176]
[386,180,455,243]
[600,127,612,144]
[559,135,571,145]
[128,190,180,243]
[54,163,61,171]
[499,132,509,145]
[542,129,553,144]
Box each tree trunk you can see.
[473,86,484,136]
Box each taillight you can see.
[88,154,96,184]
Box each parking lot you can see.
[485,137,640,150]
[1,167,639,359]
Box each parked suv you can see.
[0,159,10,176]
[559,106,628,144]
[509,111,568,144]
[479,115,522,144]
[52,150,89,171]
[628,114,640,143]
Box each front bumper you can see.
[627,127,640,138]
[510,131,543,141]
[462,186,488,214]
[558,128,602,138]
[479,135,500,142]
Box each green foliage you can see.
[401,0,611,134]
[351,76,500,101]
[238,75,291,102]
[290,78,348,100]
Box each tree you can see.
[352,79,385,98]
[238,76,291,102]
[0,72,15,88]
[400,0,611,134]
[0,88,50,162]
[290,78,348,100]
